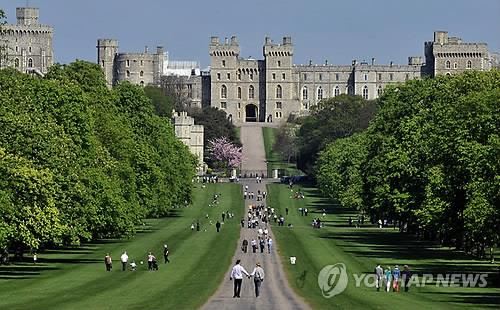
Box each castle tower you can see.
[263,36,296,122]
[16,7,39,26]
[209,36,241,121]
[97,39,118,87]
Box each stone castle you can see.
[98,31,492,124]
[0,7,53,75]
[172,111,205,174]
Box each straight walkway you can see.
[202,125,309,310]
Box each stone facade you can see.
[209,31,492,124]
[0,7,54,75]
[172,111,205,174]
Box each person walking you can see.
[163,245,170,263]
[147,252,155,271]
[392,265,401,292]
[230,259,250,298]
[250,263,265,297]
[251,239,257,253]
[259,238,265,253]
[222,212,226,222]
[285,208,289,215]
[384,266,392,292]
[104,253,112,271]
[120,251,129,271]
[216,221,221,232]
[375,264,384,291]
[267,238,273,253]
[402,265,412,292]
[242,239,249,253]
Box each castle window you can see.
[467,60,472,69]
[187,84,193,98]
[15,46,19,52]
[302,86,308,100]
[140,81,145,87]
[303,73,307,80]
[237,72,241,80]
[217,73,221,80]
[140,71,144,77]
[405,73,409,80]
[347,85,353,95]
[272,73,276,80]
[364,74,368,81]
[335,73,339,81]
[276,102,282,109]
[28,58,33,68]
[453,62,458,69]
[277,60,281,67]
[237,87,242,99]
[249,85,255,99]
[221,85,227,99]
[389,73,393,81]
[140,60,144,66]
[29,46,32,53]
[378,73,382,81]
[227,73,230,79]
[101,60,105,67]
[222,60,226,67]
[249,73,254,80]
[14,58,20,68]
[362,86,369,100]
[282,73,286,80]
[377,86,383,97]
[238,112,241,119]
[317,86,323,100]
[334,86,340,97]
[126,60,130,67]
[319,73,323,81]
[276,85,282,99]
[126,70,130,78]
[221,102,227,109]
[238,102,241,109]
[445,61,451,69]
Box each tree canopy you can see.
[0,61,196,252]
[315,71,500,256]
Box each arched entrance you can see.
[245,104,258,122]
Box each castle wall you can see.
[172,111,205,173]
[0,7,53,75]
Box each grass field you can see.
[267,183,500,309]
[261,127,301,176]
[0,183,243,310]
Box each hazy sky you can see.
[2,0,499,67]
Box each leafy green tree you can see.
[296,95,377,175]
[144,85,174,117]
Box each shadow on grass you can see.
[0,264,59,279]
[426,291,500,307]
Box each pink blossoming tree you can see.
[208,137,242,171]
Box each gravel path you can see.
[202,126,310,310]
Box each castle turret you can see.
[97,39,118,87]
[16,7,39,26]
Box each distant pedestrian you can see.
[375,264,383,291]
[222,212,226,222]
[242,239,249,253]
[241,218,245,228]
[250,263,265,297]
[259,238,265,253]
[267,238,273,253]
[120,251,129,271]
[33,253,37,265]
[196,221,200,231]
[230,259,250,298]
[304,208,308,216]
[147,252,156,271]
[216,221,221,232]
[392,265,401,292]
[191,223,195,230]
[384,266,392,292]
[104,253,112,271]
[251,239,257,253]
[402,265,412,292]
[285,208,289,215]
[163,245,170,263]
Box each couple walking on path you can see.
[230,259,265,298]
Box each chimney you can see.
[325,59,328,65]
[390,61,393,67]
[309,59,313,66]
[371,57,375,65]
[224,37,229,44]
[210,36,219,45]
[145,46,149,53]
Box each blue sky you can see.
[2,0,499,67]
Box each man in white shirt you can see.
[250,263,265,297]
[120,251,128,271]
[267,238,273,253]
[230,259,249,298]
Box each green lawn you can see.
[0,183,243,310]
[261,126,301,176]
[267,183,500,309]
